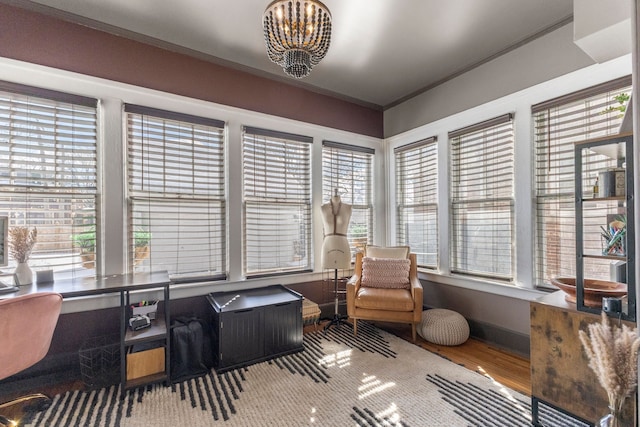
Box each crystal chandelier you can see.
[262,0,332,79]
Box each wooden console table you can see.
[530,291,636,426]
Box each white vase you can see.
[14,262,33,286]
[599,412,621,427]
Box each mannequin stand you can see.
[323,268,349,331]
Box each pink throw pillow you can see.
[361,257,410,289]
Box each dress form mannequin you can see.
[320,189,352,330]
[320,191,352,270]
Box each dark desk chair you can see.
[0,292,62,427]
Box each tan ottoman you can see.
[419,308,469,346]
[302,298,321,329]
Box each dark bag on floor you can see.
[170,316,213,383]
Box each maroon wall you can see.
[0,3,383,138]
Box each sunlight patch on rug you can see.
[358,372,396,400]
[318,348,352,369]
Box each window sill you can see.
[418,269,549,301]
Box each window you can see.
[449,114,514,281]
[0,82,97,277]
[395,137,438,268]
[126,104,226,281]
[533,76,631,287]
[242,126,312,277]
[322,141,374,257]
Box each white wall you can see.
[423,282,530,338]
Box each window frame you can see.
[242,126,313,278]
[532,76,632,288]
[0,80,98,278]
[322,140,374,259]
[449,113,515,281]
[395,136,438,269]
[125,103,227,281]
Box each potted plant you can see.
[133,229,151,265]
[72,227,96,269]
[349,224,368,253]
[72,228,151,268]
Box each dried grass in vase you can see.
[8,226,37,263]
[579,311,640,426]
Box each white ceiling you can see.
[23,0,574,109]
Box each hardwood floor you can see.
[355,320,531,397]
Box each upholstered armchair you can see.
[346,247,423,341]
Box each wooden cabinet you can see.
[530,291,636,425]
[206,285,303,372]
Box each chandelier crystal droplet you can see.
[263,0,332,79]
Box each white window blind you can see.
[322,141,374,258]
[0,81,97,277]
[126,104,226,281]
[533,76,631,287]
[243,126,312,277]
[449,114,514,281]
[395,137,438,268]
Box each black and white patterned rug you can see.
[24,323,585,426]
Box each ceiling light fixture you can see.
[262,0,332,79]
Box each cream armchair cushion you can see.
[365,245,410,259]
[361,257,411,289]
